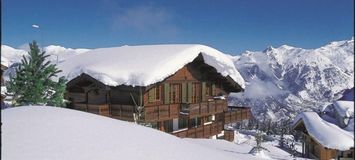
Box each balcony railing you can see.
[110,104,135,121]
[172,121,223,138]
[144,104,180,122]
[224,107,251,124]
[180,99,227,118]
[72,103,110,117]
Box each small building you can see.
[59,44,251,141]
[293,99,354,160]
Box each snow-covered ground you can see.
[2,106,307,160]
[187,131,309,160]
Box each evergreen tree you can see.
[7,41,67,107]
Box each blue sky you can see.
[2,0,354,55]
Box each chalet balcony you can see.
[180,99,227,118]
[72,103,110,117]
[144,104,180,122]
[172,121,223,138]
[224,107,251,124]
[110,104,135,121]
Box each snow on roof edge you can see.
[293,112,354,151]
[58,44,245,89]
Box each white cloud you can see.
[243,78,289,98]
[111,5,178,37]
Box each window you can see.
[189,117,201,128]
[148,86,160,102]
[155,86,160,100]
[178,117,188,129]
[205,83,211,97]
[191,82,201,103]
[170,83,181,103]
[204,115,213,123]
[164,120,174,132]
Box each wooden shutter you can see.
[181,83,187,103]
[148,88,155,102]
[212,83,216,96]
[164,83,170,104]
[201,82,206,102]
[187,82,192,103]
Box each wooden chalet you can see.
[293,110,354,160]
[63,44,251,141]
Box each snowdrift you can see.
[2,106,239,160]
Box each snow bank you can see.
[2,106,239,160]
[186,135,299,160]
[57,44,245,88]
[293,112,354,150]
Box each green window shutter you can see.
[212,84,216,96]
[148,88,155,102]
[201,82,206,102]
[181,83,187,103]
[187,82,192,103]
[164,83,170,104]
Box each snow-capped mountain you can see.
[1,45,91,67]
[230,38,354,120]
[2,39,353,121]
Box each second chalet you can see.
[58,44,251,141]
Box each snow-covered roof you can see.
[2,106,239,160]
[57,44,245,88]
[333,100,354,118]
[293,112,354,151]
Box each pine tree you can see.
[7,41,67,107]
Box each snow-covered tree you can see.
[7,41,66,107]
[130,88,144,124]
[249,130,269,155]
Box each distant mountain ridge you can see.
[1,45,91,67]
[230,38,354,120]
[2,39,353,121]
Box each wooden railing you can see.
[72,103,110,117]
[180,99,227,118]
[172,121,223,138]
[110,104,135,121]
[144,104,180,122]
[224,107,251,124]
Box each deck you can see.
[172,121,223,138]
[224,107,251,124]
[180,99,227,118]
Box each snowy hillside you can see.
[230,38,354,120]
[2,106,299,160]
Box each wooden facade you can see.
[294,120,354,160]
[66,54,249,141]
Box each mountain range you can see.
[2,38,354,120]
[229,38,354,120]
